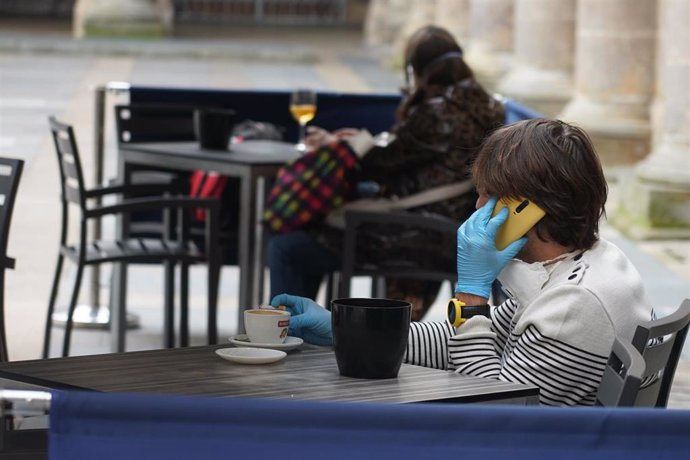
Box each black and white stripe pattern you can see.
[497,325,608,406]
[404,321,454,370]
[490,298,519,355]
[450,334,501,377]
[405,300,611,406]
[404,300,521,372]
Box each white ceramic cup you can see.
[244,308,291,344]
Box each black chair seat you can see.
[61,238,205,265]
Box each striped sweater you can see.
[404,238,653,406]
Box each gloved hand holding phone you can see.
[455,197,527,299]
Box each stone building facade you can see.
[73,0,173,38]
[366,0,689,240]
[70,0,690,238]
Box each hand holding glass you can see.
[290,89,317,153]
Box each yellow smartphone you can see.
[491,197,546,250]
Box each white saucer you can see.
[215,347,287,364]
[228,334,303,351]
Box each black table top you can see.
[0,346,539,405]
[120,140,300,165]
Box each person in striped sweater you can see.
[272,118,653,406]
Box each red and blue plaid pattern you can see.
[263,141,358,233]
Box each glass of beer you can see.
[289,89,317,153]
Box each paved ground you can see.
[0,18,688,408]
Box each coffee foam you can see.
[247,309,286,316]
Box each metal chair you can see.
[115,103,240,263]
[43,117,222,357]
[596,299,690,407]
[596,337,646,407]
[114,103,196,235]
[336,210,459,300]
[632,298,690,407]
[0,158,23,362]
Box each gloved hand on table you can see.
[270,294,333,346]
[455,196,527,299]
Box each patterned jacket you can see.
[312,78,505,275]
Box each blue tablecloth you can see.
[50,390,690,460]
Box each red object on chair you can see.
[190,171,229,222]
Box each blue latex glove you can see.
[455,197,528,298]
[270,294,333,346]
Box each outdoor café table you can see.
[0,347,539,405]
[116,140,299,346]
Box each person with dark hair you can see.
[271,118,654,406]
[268,25,505,320]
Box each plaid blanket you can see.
[263,141,359,234]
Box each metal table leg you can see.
[237,173,260,332]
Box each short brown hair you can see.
[472,119,607,250]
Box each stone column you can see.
[559,0,656,167]
[73,0,173,38]
[435,0,472,46]
[464,0,514,91]
[496,0,575,117]
[364,0,409,47]
[390,0,438,66]
[612,0,690,239]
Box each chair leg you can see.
[373,276,387,298]
[109,262,128,353]
[338,270,351,299]
[43,255,65,359]
[62,262,85,357]
[180,262,190,347]
[163,261,175,348]
[0,273,8,362]
[324,272,339,309]
[207,257,220,345]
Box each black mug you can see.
[331,298,411,379]
[193,108,236,150]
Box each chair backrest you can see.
[49,116,88,213]
[632,299,690,407]
[114,104,196,144]
[113,105,200,240]
[596,336,646,407]
[339,210,459,299]
[0,157,24,362]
